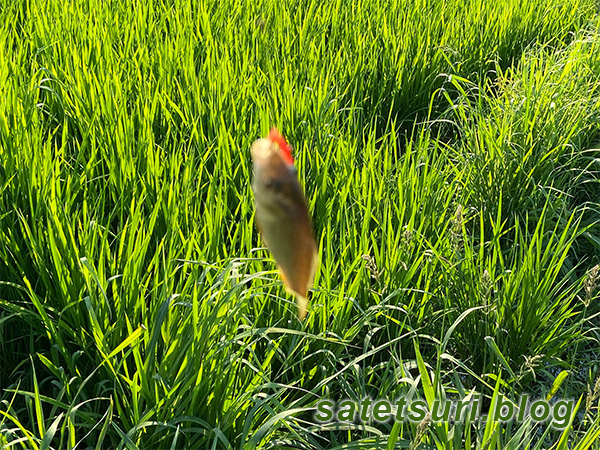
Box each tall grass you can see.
[0,0,599,448]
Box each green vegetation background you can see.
[0,0,599,448]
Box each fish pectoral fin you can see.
[278,265,291,290]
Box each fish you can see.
[250,128,318,320]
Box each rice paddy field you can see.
[1,0,600,448]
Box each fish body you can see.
[251,128,318,319]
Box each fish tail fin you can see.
[296,294,308,321]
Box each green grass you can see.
[0,0,600,448]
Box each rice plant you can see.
[0,0,599,448]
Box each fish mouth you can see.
[250,138,277,165]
